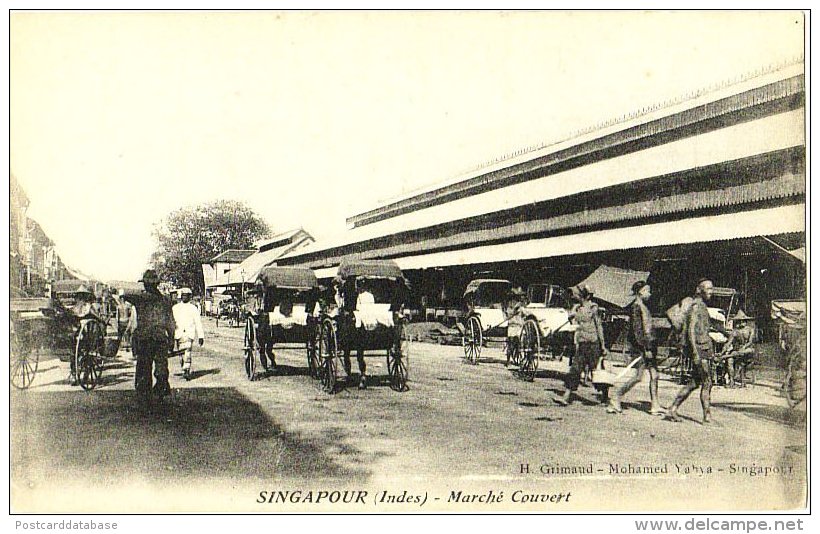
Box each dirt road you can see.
[11,318,807,512]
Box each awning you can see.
[338,259,403,279]
[391,204,803,271]
[576,265,649,309]
[771,300,806,324]
[207,237,314,288]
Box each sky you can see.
[9,11,804,281]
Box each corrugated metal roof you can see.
[210,249,256,264]
[282,169,804,270]
[390,204,803,271]
[349,63,804,228]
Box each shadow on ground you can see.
[11,385,370,485]
[711,401,806,428]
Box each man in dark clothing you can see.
[607,281,664,415]
[125,270,175,408]
[666,278,715,424]
[256,286,276,372]
[554,285,607,406]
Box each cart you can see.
[771,300,806,408]
[461,279,514,366]
[318,259,410,394]
[243,266,320,381]
[10,298,53,390]
[515,284,577,381]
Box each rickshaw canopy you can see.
[463,279,511,298]
[257,266,319,290]
[11,297,52,313]
[52,279,104,295]
[337,259,404,280]
[771,300,806,325]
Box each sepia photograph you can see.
[8,9,808,514]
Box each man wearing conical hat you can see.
[124,269,176,409]
[67,285,106,386]
[718,310,756,388]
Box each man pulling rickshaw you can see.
[52,284,108,387]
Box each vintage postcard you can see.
[8,10,808,513]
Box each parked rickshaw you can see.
[771,300,807,408]
[318,259,410,394]
[514,284,577,380]
[10,297,52,390]
[461,279,514,365]
[663,286,750,383]
[706,287,756,347]
[242,266,320,381]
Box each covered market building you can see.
[277,62,806,342]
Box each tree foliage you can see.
[151,200,271,295]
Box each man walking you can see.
[172,288,205,380]
[666,278,716,424]
[125,270,175,409]
[607,281,664,415]
[554,285,607,406]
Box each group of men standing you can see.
[554,277,754,424]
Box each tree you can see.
[151,200,271,295]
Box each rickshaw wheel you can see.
[320,320,338,394]
[77,329,99,391]
[78,350,99,390]
[243,317,257,381]
[388,334,410,393]
[462,316,482,365]
[517,319,540,382]
[10,330,39,390]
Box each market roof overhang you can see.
[387,204,803,271]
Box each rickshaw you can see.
[10,297,53,390]
[771,300,807,408]
[461,279,514,365]
[663,286,750,383]
[706,287,756,348]
[318,259,410,394]
[515,284,577,381]
[216,293,242,328]
[51,280,111,390]
[243,266,320,381]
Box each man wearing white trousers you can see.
[172,288,205,380]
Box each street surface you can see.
[11,318,806,512]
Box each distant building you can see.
[203,228,315,295]
[10,173,30,291]
[205,249,257,287]
[10,172,79,296]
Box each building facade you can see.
[10,173,77,296]
[277,63,806,339]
